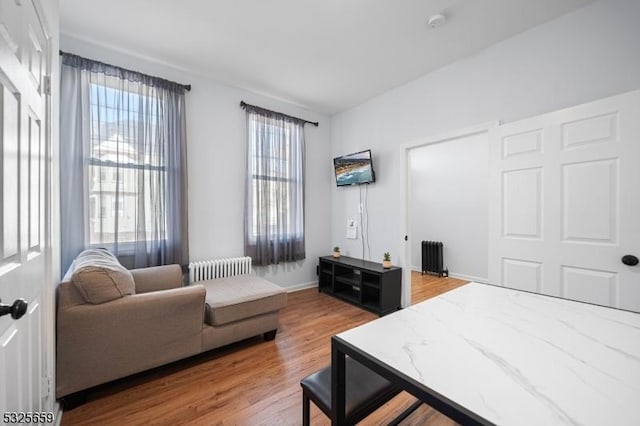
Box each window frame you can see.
[85,80,168,250]
[247,118,304,244]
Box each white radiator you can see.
[188,256,252,283]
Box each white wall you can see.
[60,35,333,289]
[409,132,488,281]
[330,0,640,279]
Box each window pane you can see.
[250,177,303,240]
[89,82,162,167]
[88,165,165,244]
[250,126,291,179]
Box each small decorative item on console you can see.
[333,246,341,258]
[382,252,392,269]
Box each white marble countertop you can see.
[337,282,640,425]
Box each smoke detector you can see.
[427,13,446,29]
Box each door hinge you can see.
[43,75,51,96]
[42,376,52,397]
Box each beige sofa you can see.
[56,249,287,401]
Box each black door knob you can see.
[622,255,639,266]
[0,298,28,320]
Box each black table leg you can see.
[331,336,346,425]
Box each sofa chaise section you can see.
[200,275,288,351]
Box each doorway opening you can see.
[400,122,496,306]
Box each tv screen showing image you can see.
[333,149,376,186]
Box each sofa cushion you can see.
[71,248,135,304]
[200,275,287,326]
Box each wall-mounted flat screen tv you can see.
[333,149,376,186]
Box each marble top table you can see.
[331,282,640,425]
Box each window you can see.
[249,125,300,240]
[60,52,189,272]
[245,108,306,266]
[87,83,166,246]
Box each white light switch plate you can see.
[347,219,358,239]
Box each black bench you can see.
[301,357,421,425]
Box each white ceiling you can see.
[60,0,594,115]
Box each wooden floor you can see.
[61,272,467,425]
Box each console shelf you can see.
[318,255,402,316]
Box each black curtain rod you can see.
[59,50,191,92]
[240,101,319,127]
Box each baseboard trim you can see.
[54,401,62,426]
[448,272,489,284]
[411,267,488,284]
[286,281,317,293]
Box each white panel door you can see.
[489,90,640,312]
[0,0,52,417]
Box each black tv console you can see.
[318,255,402,316]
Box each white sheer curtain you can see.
[244,105,305,266]
[60,53,189,272]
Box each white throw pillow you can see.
[71,248,135,304]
